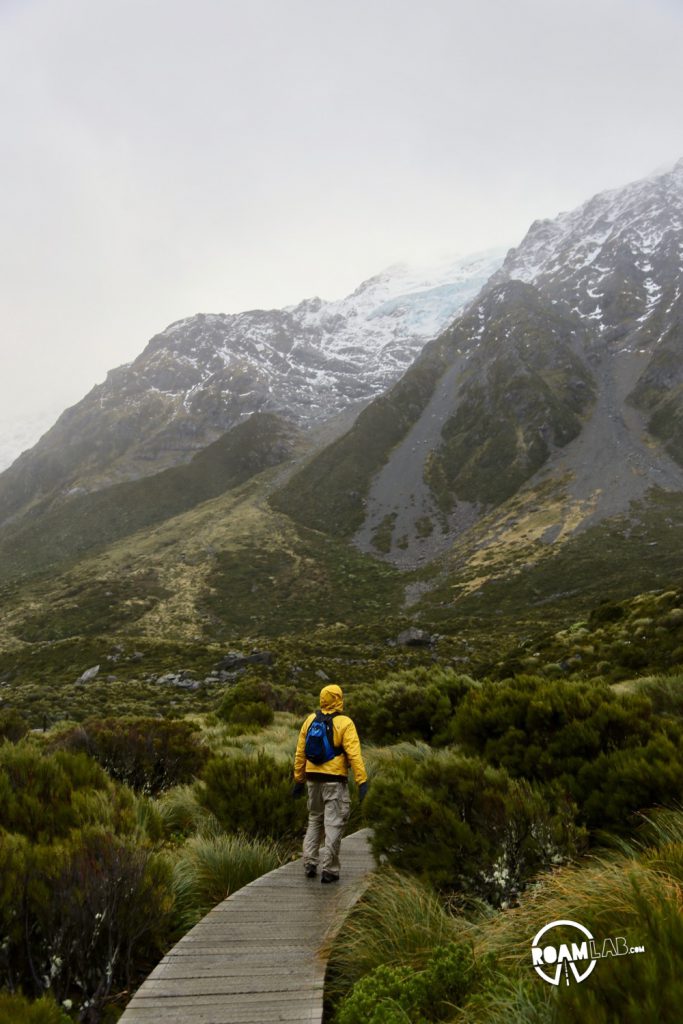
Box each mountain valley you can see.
[1,164,682,694]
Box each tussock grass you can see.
[171,832,283,929]
[205,712,301,762]
[364,739,434,770]
[157,783,221,839]
[327,810,683,1024]
[323,869,465,1005]
[631,673,683,717]
[475,857,680,967]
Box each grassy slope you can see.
[0,461,406,649]
[416,489,683,643]
[0,413,299,582]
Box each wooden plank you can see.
[120,828,373,1024]
[121,1004,321,1023]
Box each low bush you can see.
[217,679,276,728]
[364,750,582,905]
[0,709,29,743]
[0,828,173,1024]
[347,667,475,745]
[0,742,109,842]
[54,716,208,795]
[576,733,683,830]
[0,992,71,1024]
[335,942,488,1024]
[199,752,308,840]
[452,675,683,831]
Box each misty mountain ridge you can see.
[0,249,502,526]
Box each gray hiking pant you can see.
[302,779,351,877]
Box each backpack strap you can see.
[319,709,344,758]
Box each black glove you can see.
[291,782,306,799]
[358,781,369,803]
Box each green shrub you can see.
[227,702,274,729]
[54,716,208,794]
[0,992,71,1024]
[217,679,276,729]
[0,828,173,1022]
[335,942,487,1024]
[199,752,307,840]
[452,675,683,831]
[171,832,282,928]
[576,733,683,830]
[365,750,582,905]
[589,601,626,625]
[0,709,29,743]
[0,742,108,842]
[347,667,475,745]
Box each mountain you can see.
[0,250,503,528]
[274,161,683,581]
[3,164,683,650]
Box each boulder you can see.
[395,628,434,647]
[216,649,275,671]
[75,665,100,685]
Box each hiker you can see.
[292,683,368,883]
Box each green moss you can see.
[370,513,397,554]
[415,516,434,538]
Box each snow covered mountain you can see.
[0,250,503,525]
[275,161,683,567]
[494,157,683,342]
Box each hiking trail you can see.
[119,828,374,1024]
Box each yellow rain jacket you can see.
[293,684,367,785]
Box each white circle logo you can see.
[531,919,597,986]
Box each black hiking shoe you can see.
[304,864,317,878]
[321,871,339,884]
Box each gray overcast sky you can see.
[1,0,682,460]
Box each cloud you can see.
[0,0,682,442]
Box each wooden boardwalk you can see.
[120,828,374,1024]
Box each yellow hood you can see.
[320,684,343,714]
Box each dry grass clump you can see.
[171,832,283,930]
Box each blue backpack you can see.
[304,710,343,765]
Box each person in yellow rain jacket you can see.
[292,684,368,883]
